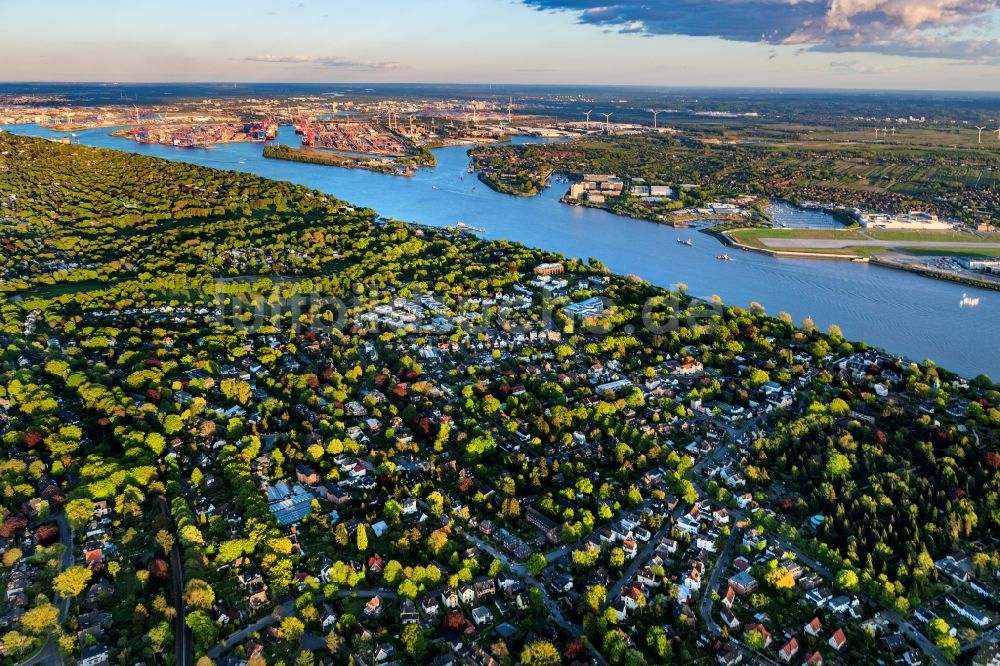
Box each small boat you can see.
[471,186,477,192]
[717,254,731,261]
[677,238,693,246]
[960,293,981,308]
[432,185,439,190]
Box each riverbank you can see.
[262,144,417,175]
[4,121,996,378]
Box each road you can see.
[603,520,673,608]
[699,527,742,635]
[693,527,784,666]
[17,514,73,666]
[159,496,194,666]
[464,532,610,666]
[688,419,949,666]
[771,537,949,666]
[208,599,295,659]
[207,600,295,659]
[206,590,400,659]
[960,624,1000,654]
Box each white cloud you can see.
[243,55,401,70]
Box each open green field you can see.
[902,247,1000,258]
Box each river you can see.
[3,124,996,379]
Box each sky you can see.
[2,0,1000,90]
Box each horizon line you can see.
[3,80,1000,96]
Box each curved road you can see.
[158,496,194,666]
[17,514,73,666]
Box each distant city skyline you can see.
[3,0,1000,91]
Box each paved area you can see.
[17,514,73,666]
[760,238,1000,250]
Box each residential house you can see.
[778,637,799,663]
[804,651,823,666]
[421,595,440,616]
[79,644,110,666]
[744,624,772,648]
[471,606,494,626]
[729,571,758,596]
[364,595,383,616]
[441,588,459,609]
[320,603,337,630]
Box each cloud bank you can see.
[521,0,1000,61]
[243,55,401,70]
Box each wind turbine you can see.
[890,126,896,136]
[873,127,880,139]
[994,127,1000,141]
[508,96,513,125]
[651,110,661,129]
[583,110,592,131]
[976,126,987,144]
[601,112,613,134]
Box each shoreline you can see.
[719,229,1000,292]
[262,144,420,176]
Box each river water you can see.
[3,124,996,379]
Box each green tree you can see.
[65,498,95,530]
[185,611,218,650]
[20,603,59,635]
[53,565,92,598]
[520,640,561,665]
[926,619,959,660]
[155,529,175,556]
[526,553,547,577]
[583,584,606,612]
[281,616,305,642]
[401,624,428,660]
[184,579,216,610]
[826,452,851,478]
[835,568,859,591]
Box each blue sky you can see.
[2,0,999,90]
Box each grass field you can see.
[902,247,1000,258]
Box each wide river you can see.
[3,124,996,379]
